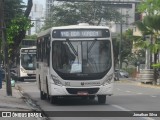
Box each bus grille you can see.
[66,88,99,94]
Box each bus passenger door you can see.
[36,38,43,91]
[43,36,50,94]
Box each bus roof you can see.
[20,46,36,49]
[20,39,36,48]
[37,23,110,37]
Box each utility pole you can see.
[118,8,123,80]
[119,10,123,69]
[0,0,12,96]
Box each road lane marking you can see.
[151,95,157,98]
[126,91,131,93]
[112,104,131,111]
[112,104,155,120]
[137,93,143,95]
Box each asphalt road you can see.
[16,79,160,120]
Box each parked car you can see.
[10,68,18,81]
[114,70,119,81]
[0,68,18,81]
[114,69,129,80]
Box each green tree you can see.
[25,34,37,39]
[4,0,25,26]
[135,0,160,84]
[4,0,33,63]
[0,0,33,96]
[43,1,121,29]
[7,16,33,60]
[113,29,139,69]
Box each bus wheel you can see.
[46,79,50,100]
[98,95,106,104]
[40,91,46,100]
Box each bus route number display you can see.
[61,30,101,37]
[52,29,110,38]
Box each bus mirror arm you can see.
[88,38,97,53]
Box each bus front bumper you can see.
[50,83,113,96]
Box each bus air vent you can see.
[66,88,99,94]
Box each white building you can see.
[27,0,45,35]
[45,0,55,19]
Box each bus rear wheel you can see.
[98,95,106,104]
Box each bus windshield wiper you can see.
[66,38,78,56]
[88,38,97,53]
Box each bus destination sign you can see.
[21,49,36,53]
[61,30,102,37]
[52,29,110,38]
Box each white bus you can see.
[17,46,36,81]
[36,23,114,104]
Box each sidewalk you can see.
[0,82,42,120]
[116,78,160,89]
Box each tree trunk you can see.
[153,53,158,85]
[10,0,33,62]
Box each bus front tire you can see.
[40,91,46,100]
[50,96,58,104]
[98,95,106,104]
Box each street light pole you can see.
[119,17,122,69]
[118,8,123,80]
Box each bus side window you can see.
[43,36,48,63]
[36,40,38,61]
[37,39,40,62]
[41,39,43,62]
[47,39,50,66]
[40,38,43,62]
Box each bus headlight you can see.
[20,68,26,73]
[102,74,113,85]
[51,74,62,86]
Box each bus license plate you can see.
[77,91,88,95]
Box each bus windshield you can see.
[52,40,111,79]
[21,54,36,70]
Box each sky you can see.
[23,0,45,5]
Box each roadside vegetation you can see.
[1,0,160,85]
[135,0,160,84]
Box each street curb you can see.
[137,83,160,89]
[15,85,49,120]
[115,79,160,89]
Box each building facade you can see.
[45,0,140,34]
[45,0,55,20]
[27,0,45,35]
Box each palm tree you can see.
[135,15,160,85]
